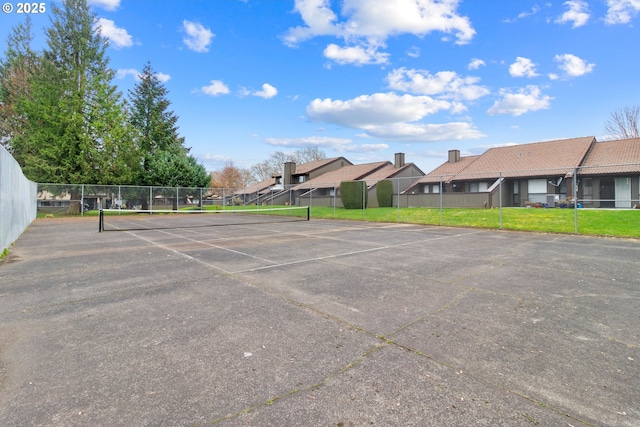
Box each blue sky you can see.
[2,0,640,174]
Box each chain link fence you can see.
[36,163,640,236]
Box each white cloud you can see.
[488,85,553,116]
[265,136,350,148]
[406,46,420,58]
[605,0,640,24]
[88,0,120,11]
[116,68,139,80]
[554,53,595,77]
[93,18,133,49]
[362,122,485,142]
[253,83,278,99]
[503,6,541,23]
[284,0,475,66]
[323,43,389,65]
[307,92,451,127]
[264,136,387,153]
[306,91,484,142]
[556,0,590,28]
[337,0,475,43]
[386,68,490,101]
[509,57,539,78]
[468,58,485,70]
[347,143,390,152]
[116,69,170,82]
[283,0,338,45]
[201,80,230,96]
[182,20,214,53]
[155,72,171,83]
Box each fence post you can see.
[574,167,579,234]
[333,184,336,218]
[439,176,443,226]
[397,177,400,223]
[499,172,503,229]
[81,184,85,216]
[362,180,365,220]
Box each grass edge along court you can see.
[38,204,640,238]
[309,206,640,238]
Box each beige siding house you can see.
[577,138,640,208]
[292,153,424,207]
[405,136,598,208]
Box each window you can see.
[423,185,430,193]
[298,175,306,183]
[582,178,593,198]
[528,179,547,193]
[528,179,547,203]
[432,184,440,193]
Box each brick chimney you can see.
[448,150,460,163]
[394,152,405,168]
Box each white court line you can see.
[129,231,234,275]
[128,228,279,274]
[231,230,481,274]
[126,222,481,276]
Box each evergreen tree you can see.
[129,61,208,187]
[0,16,37,150]
[10,0,137,185]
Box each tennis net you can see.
[98,206,310,232]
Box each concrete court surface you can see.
[0,215,638,426]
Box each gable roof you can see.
[232,178,274,195]
[580,138,640,174]
[294,156,351,175]
[291,161,390,190]
[362,162,424,186]
[458,136,596,180]
[272,156,352,178]
[413,155,481,185]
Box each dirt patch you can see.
[0,254,20,265]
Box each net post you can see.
[99,209,104,232]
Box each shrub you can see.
[340,180,368,209]
[376,179,393,207]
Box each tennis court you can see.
[1,215,639,426]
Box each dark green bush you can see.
[340,180,368,209]
[376,179,393,207]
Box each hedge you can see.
[376,179,393,207]
[340,180,368,209]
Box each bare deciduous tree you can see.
[251,147,327,181]
[604,105,639,139]
[210,160,254,189]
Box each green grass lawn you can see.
[37,205,640,238]
[310,206,640,238]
